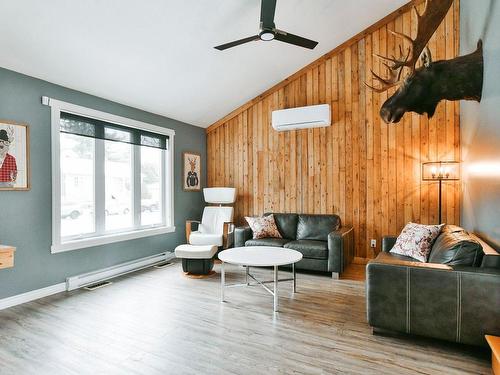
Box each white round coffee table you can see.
[218,246,303,312]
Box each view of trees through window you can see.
[60,133,164,239]
[141,146,162,226]
[60,133,95,237]
[105,140,133,231]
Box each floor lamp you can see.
[422,161,460,224]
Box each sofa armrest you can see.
[470,234,500,269]
[235,226,253,247]
[327,226,354,273]
[370,252,451,270]
[366,254,500,346]
[381,236,398,252]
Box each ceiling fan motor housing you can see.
[214,0,318,50]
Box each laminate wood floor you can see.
[0,261,490,375]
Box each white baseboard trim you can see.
[0,251,175,310]
[0,283,66,311]
[66,252,175,291]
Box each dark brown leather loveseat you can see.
[235,213,354,278]
[366,225,500,346]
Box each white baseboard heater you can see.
[66,252,174,291]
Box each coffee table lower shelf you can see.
[220,264,296,312]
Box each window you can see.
[46,98,175,253]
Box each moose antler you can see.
[365,45,410,93]
[367,0,454,92]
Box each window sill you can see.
[51,226,176,254]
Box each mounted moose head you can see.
[367,0,484,124]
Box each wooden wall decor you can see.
[0,245,15,269]
[206,0,461,260]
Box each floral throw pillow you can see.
[245,215,282,239]
[390,222,444,262]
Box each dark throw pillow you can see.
[428,227,483,266]
[296,214,340,241]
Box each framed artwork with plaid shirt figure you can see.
[0,120,29,191]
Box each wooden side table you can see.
[0,245,15,269]
[486,335,500,375]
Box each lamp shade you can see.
[422,161,460,181]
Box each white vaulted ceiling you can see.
[0,0,407,127]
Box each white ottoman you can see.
[175,244,218,274]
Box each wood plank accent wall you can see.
[206,0,461,260]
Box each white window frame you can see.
[43,97,175,253]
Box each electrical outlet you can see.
[370,239,377,248]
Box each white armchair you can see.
[186,188,236,249]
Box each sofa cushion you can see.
[296,214,340,241]
[245,238,290,247]
[428,228,483,266]
[284,240,328,260]
[390,222,444,262]
[245,215,282,239]
[265,213,298,240]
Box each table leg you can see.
[246,265,249,285]
[293,263,296,293]
[221,261,225,302]
[273,265,278,312]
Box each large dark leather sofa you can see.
[235,213,354,278]
[366,225,500,346]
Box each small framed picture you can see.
[183,151,201,192]
[0,120,30,191]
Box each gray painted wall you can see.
[0,67,206,299]
[460,0,500,249]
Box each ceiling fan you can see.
[214,0,318,51]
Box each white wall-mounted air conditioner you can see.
[271,104,331,132]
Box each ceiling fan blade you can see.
[214,35,260,50]
[260,0,277,29]
[274,29,318,49]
